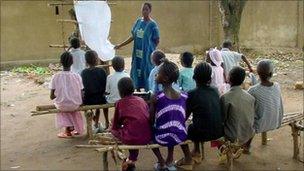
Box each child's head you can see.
[118,77,134,98]
[70,37,81,49]
[151,50,166,66]
[60,51,73,69]
[222,40,232,49]
[156,59,179,85]
[229,66,246,86]
[112,56,125,72]
[180,51,194,68]
[85,50,98,67]
[206,48,222,67]
[257,59,274,81]
[193,62,212,85]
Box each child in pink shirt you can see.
[50,52,84,138]
[206,48,228,95]
[111,77,152,171]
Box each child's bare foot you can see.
[57,132,72,138]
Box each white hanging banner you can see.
[74,0,115,61]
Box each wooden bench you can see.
[32,104,303,170]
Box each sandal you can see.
[166,163,177,171]
[71,130,80,135]
[57,132,72,138]
[175,158,193,170]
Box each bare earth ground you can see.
[1,52,304,170]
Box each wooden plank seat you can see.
[32,100,303,170]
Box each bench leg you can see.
[85,110,93,140]
[291,124,300,160]
[262,132,267,145]
[226,149,233,171]
[200,141,205,160]
[102,152,109,171]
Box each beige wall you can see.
[1,0,303,64]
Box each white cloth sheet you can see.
[74,0,115,61]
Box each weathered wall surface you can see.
[1,0,303,64]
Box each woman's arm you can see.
[154,38,160,47]
[114,36,134,50]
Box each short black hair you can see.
[193,62,212,85]
[159,59,179,84]
[85,50,98,66]
[70,37,80,49]
[229,66,246,86]
[118,77,135,98]
[152,50,166,66]
[143,2,152,11]
[60,51,73,68]
[222,40,232,48]
[112,56,125,72]
[180,51,194,67]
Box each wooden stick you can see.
[94,140,193,152]
[36,105,56,111]
[85,110,94,140]
[49,44,86,48]
[261,132,267,145]
[103,152,109,171]
[57,19,79,24]
[31,104,115,116]
[48,2,117,6]
[290,123,300,160]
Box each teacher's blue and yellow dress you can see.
[131,18,160,91]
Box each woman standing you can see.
[114,2,160,91]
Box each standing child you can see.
[247,59,283,153]
[49,52,84,138]
[106,56,130,103]
[220,66,255,147]
[178,52,195,92]
[81,50,109,130]
[177,62,224,166]
[221,40,253,80]
[69,37,86,74]
[150,60,191,170]
[148,50,166,93]
[111,77,152,171]
[206,48,228,94]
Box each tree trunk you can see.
[218,0,247,51]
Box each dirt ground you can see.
[1,53,304,170]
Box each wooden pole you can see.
[31,104,115,116]
[36,105,56,111]
[262,132,267,145]
[290,123,300,160]
[226,144,233,171]
[102,152,109,171]
[85,110,94,140]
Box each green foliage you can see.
[11,65,51,75]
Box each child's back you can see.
[50,71,83,111]
[187,85,223,141]
[106,71,129,103]
[248,82,283,133]
[81,67,107,105]
[111,95,151,145]
[69,38,86,74]
[178,67,195,92]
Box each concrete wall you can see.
[1,0,303,64]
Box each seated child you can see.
[220,66,255,146]
[148,50,166,92]
[106,56,130,103]
[247,59,283,152]
[69,37,86,74]
[81,50,109,130]
[49,51,84,138]
[150,59,191,170]
[178,62,224,165]
[110,77,152,171]
[206,48,228,94]
[178,52,196,92]
[148,50,180,94]
[220,40,253,80]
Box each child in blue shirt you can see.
[178,52,195,92]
